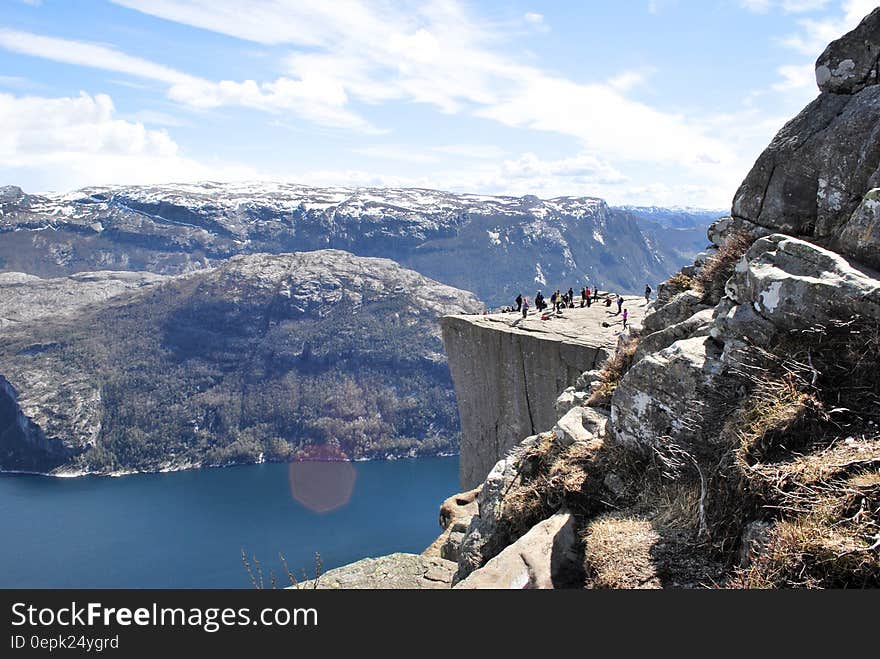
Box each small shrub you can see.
[586,337,641,408]
[694,231,754,304]
[663,272,697,298]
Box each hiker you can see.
[594,288,600,301]
[515,293,523,312]
[536,291,546,311]
[622,308,629,329]
[617,295,624,314]
[550,290,558,311]
[645,284,652,303]
[580,287,587,308]
[522,297,530,319]
[604,296,612,307]
[567,288,574,306]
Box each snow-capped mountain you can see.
[0,182,716,305]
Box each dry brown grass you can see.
[709,316,880,587]
[694,231,754,304]
[586,337,641,408]
[499,434,608,540]
[663,272,698,299]
[583,513,661,589]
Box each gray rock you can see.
[454,433,544,582]
[726,234,880,330]
[442,301,647,489]
[554,405,608,448]
[635,308,715,362]
[294,553,456,589]
[732,87,880,257]
[554,387,589,418]
[707,216,772,248]
[454,510,583,589]
[816,8,880,95]
[575,368,604,391]
[642,289,708,335]
[423,487,480,559]
[440,530,467,562]
[837,188,880,270]
[602,472,627,498]
[611,335,724,451]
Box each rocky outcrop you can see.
[0,270,166,329]
[732,9,880,271]
[454,510,583,589]
[295,553,456,589]
[442,301,646,489]
[816,8,880,94]
[612,335,724,451]
[422,488,480,562]
[311,7,880,590]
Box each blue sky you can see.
[0,0,875,207]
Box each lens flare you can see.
[288,445,357,513]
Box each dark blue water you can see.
[0,457,458,588]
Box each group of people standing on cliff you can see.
[509,284,652,329]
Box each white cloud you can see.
[6,0,853,206]
[0,28,374,130]
[523,12,549,32]
[778,0,877,55]
[104,1,735,176]
[773,62,818,89]
[0,92,254,191]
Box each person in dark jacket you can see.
[515,293,523,312]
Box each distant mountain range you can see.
[0,181,720,473]
[0,183,718,306]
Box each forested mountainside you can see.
[0,250,480,475]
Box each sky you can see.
[0,1,876,207]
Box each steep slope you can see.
[0,250,481,475]
[0,184,710,305]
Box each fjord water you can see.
[0,457,458,588]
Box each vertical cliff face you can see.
[442,301,646,488]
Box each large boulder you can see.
[725,234,880,330]
[635,308,715,361]
[294,553,456,589]
[732,88,880,248]
[642,289,708,335]
[816,8,880,95]
[611,335,724,451]
[454,510,583,589]
[837,188,880,269]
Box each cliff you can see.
[420,11,880,589]
[441,300,646,488]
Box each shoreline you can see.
[0,450,460,479]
